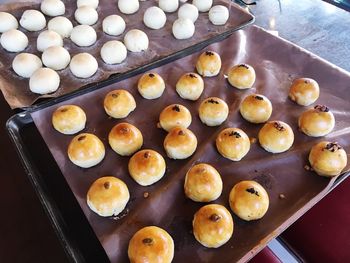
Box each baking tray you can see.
[7,25,350,262]
[0,0,254,109]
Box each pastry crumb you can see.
[143,192,149,198]
[279,193,286,199]
[250,137,257,144]
[304,165,311,171]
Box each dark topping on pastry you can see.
[274,122,285,131]
[103,181,111,190]
[120,127,129,133]
[304,80,309,84]
[238,64,249,69]
[148,73,155,78]
[196,167,206,173]
[60,108,68,112]
[324,142,342,152]
[111,93,119,98]
[189,73,197,78]
[246,187,259,196]
[178,130,185,136]
[144,151,150,158]
[205,51,214,56]
[172,105,181,112]
[142,238,153,246]
[314,105,329,112]
[209,213,221,222]
[207,99,219,104]
[255,95,264,101]
[78,135,86,141]
[228,131,241,138]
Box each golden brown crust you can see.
[216,128,250,161]
[227,64,256,89]
[196,51,222,77]
[159,104,192,132]
[198,97,228,126]
[163,126,197,159]
[137,72,166,99]
[239,94,272,123]
[288,78,320,106]
[176,72,204,101]
[52,105,86,135]
[103,89,136,118]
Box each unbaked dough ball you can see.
[209,5,229,25]
[29,68,60,94]
[118,0,139,14]
[70,53,98,78]
[12,53,42,78]
[159,0,179,13]
[124,29,149,52]
[41,0,65,17]
[37,30,63,52]
[193,0,212,12]
[48,16,73,38]
[143,6,166,30]
[52,105,86,135]
[75,5,98,25]
[137,72,166,100]
[0,29,28,52]
[172,18,195,40]
[42,46,70,70]
[199,97,228,126]
[100,40,127,64]
[0,12,18,33]
[20,10,46,31]
[178,3,198,23]
[77,0,99,9]
[102,15,125,36]
[70,25,97,47]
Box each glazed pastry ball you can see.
[124,29,149,52]
[103,89,136,118]
[178,3,198,23]
[29,68,60,94]
[87,176,129,217]
[159,104,192,131]
[299,105,335,137]
[48,16,73,38]
[184,163,223,202]
[164,126,197,159]
[199,97,228,126]
[12,53,42,78]
[41,0,65,17]
[0,12,18,33]
[240,94,273,124]
[193,0,213,12]
[192,204,233,248]
[143,7,166,30]
[102,15,126,36]
[258,121,294,153]
[229,181,269,221]
[176,73,204,101]
[209,5,229,25]
[70,25,97,47]
[159,0,179,13]
[77,0,99,9]
[69,53,98,78]
[128,149,166,186]
[137,72,166,99]
[309,141,347,177]
[118,0,139,14]
[109,122,143,156]
[128,226,174,263]
[196,51,222,77]
[228,64,256,89]
[37,30,63,52]
[42,46,70,70]
[100,40,127,64]
[172,18,195,40]
[216,128,250,161]
[20,10,46,31]
[0,29,28,52]
[289,78,320,106]
[68,133,105,168]
[75,6,98,25]
[52,105,86,135]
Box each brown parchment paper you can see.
[31,25,350,263]
[0,0,253,109]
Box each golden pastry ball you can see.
[229,180,269,221]
[164,126,197,159]
[87,176,130,217]
[289,78,320,106]
[159,104,192,132]
[309,141,347,177]
[240,94,272,123]
[137,72,166,99]
[196,51,222,77]
[176,72,204,101]
[184,163,223,202]
[128,226,174,263]
[216,128,250,161]
[108,122,143,156]
[227,64,256,89]
[192,204,234,248]
[198,97,228,126]
[52,105,86,135]
[103,89,136,119]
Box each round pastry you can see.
[124,29,149,52]
[299,105,335,137]
[100,40,127,64]
[12,53,42,78]
[137,72,166,100]
[258,121,294,153]
[143,6,166,30]
[163,126,197,159]
[102,15,125,36]
[178,3,198,23]
[216,128,250,161]
[229,180,269,221]
[128,149,166,186]
[199,97,228,126]
[192,204,233,248]
[41,0,65,17]
[37,30,63,52]
[77,0,99,9]
[228,64,256,89]
[19,10,46,31]
[128,226,174,263]
[172,18,195,40]
[184,163,223,202]
[0,12,18,33]
[74,6,98,25]
[196,51,222,77]
[42,46,70,70]
[52,105,86,134]
[239,94,273,124]
[103,89,136,118]
[70,25,97,47]
[159,0,179,13]
[87,176,130,217]
[69,53,98,78]
[0,29,28,52]
[29,68,60,94]
[48,16,73,38]
[309,141,347,177]
[68,133,105,168]
[108,122,143,156]
[289,78,320,106]
[193,0,213,12]
[176,73,204,101]
[118,0,139,15]
[209,5,229,25]
[159,104,192,131]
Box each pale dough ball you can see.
[159,0,179,13]
[42,46,71,70]
[70,25,97,47]
[77,0,99,9]
[124,29,149,52]
[41,0,65,17]
[193,0,212,12]
[143,7,166,30]
[0,12,18,33]
[75,6,98,25]
[178,3,198,23]
[20,10,46,31]
[29,68,60,94]
[118,0,139,15]
[209,5,229,25]
[12,53,42,78]
[48,16,73,38]
[0,29,28,52]
[102,15,125,36]
[37,30,63,52]
[100,40,127,64]
[70,53,98,78]
[172,18,195,39]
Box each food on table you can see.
[74,5,98,25]
[196,51,222,77]
[178,3,199,23]
[172,18,195,40]
[124,29,149,52]
[209,5,229,25]
[137,72,166,99]
[102,15,125,36]
[12,53,42,78]
[77,0,99,9]
[193,0,213,12]
[289,78,320,106]
[199,97,228,126]
[70,25,97,47]
[227,63,256,89]
[29,68,60,94]
[143,6,167,30]
[159,0,179,13]
[36,30,63,52]
[48,16,73,38]
[40,0,65,17]
[240,94,273,124]
[20,9,46,31]
[176,72,204,100]
[100,40,127,64]
[164,126,197,159]
[103,89,136,118]
[0,12,18,33]
[216,128,250,161]
[42,46,71,70]
[69,52,98,78]
[159,104,192,131]
[118,0,139,15]
[0,29,28,52]
[52,105,86,135]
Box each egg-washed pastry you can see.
[227,64,256,89]
[196,51,222,77]
[137,72,166,100]
[176,72,204,101]
[289,78,319,106]
[240,94,272,124]
[164,126,197,159]
[159,104,192,132]
[216,128,250,161]
[103,89,136,119]
[52,105,86,135]
[199,97,228,126]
